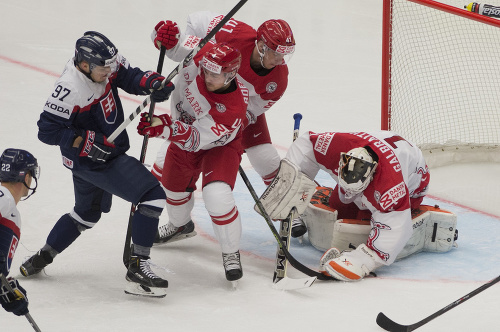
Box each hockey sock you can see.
[132,186,165,248]
[132,244,151,258]
[46,214,83,253]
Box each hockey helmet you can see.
[201,42,242,85]
[257,19,295,55]
[75,31,119,73]
[338,147,378,198]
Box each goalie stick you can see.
[121,0,249,267]
[238,166,338,285]
[273,113,313,289]
[376,274,500,331]
[0,273,42,332]
[108,0,248,143]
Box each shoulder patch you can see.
[379,181,406,211]
[313,133,334,155]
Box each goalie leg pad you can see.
[255,159,316,220]
[397,205,458,260]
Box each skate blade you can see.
[153,231,197,246]
[273,276,317,290]
[124,281,167,298]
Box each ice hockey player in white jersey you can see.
[0,149,39,317]
[277,131,435,281]
[148,11,296,248]
[21,31,175,297]
[137,42,248,282]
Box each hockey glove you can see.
[0,277,29,316]
[78,130,115,163]
[153,20,180,50]
[140,71,175,103]
[137,112,172,139]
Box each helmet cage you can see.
[338,149,377,199]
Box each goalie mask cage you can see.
[382,0,500,167]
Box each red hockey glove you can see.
[78,130,115,163]
[153,20,180,50]
[137,112,172,139]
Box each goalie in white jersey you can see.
[267,131,456,281]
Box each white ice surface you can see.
[1,1,499,331]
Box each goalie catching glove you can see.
[137,112,173,139]
[0,276,29,316]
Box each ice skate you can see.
[153,220,197,246]
[20,250,53,277]
[222,251,243,284]
[291,215,307,241]
[125,255,168,292]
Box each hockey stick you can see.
[273,113,306,287]
[122,46,167,267]
[0,273,42,332]
[238,166,336,282]
[108,0,248,143]
[376,274,500,331]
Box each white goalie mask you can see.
[338,147,378,199]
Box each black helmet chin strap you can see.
[21,177,38,201]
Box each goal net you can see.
[382,0,500,167]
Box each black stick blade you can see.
[376,312,412,332]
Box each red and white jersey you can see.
[286,131,430,264]
[166,11,289,117]
[0,185,21,275]
[168,44,249,152]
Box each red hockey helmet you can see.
[201,42,242,85]
[257,19,295,55]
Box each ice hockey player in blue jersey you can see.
[0,148,39,316]
[20,31,175,297]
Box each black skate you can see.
[126,255,169,288]
[20,250,53,277]
[153,220,197,245]
[291,215,307,238]
[222,251,243,282]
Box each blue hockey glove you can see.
[78,130,116,163]
[140,71,175,102]
[0,277,29,316]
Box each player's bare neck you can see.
[213,80,237,94]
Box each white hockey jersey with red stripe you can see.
[167,44,249,152]
[296,131,430,264]
[0,185,21,275]
[165,11,289,118]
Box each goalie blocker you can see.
[302,187,458,260]
[254,159,316,220]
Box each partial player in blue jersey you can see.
[20,31,175,297]
[0,148,39,317]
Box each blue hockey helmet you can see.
[0,149,40,199]
[75,31,118,72]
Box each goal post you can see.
[382,0,500,167]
